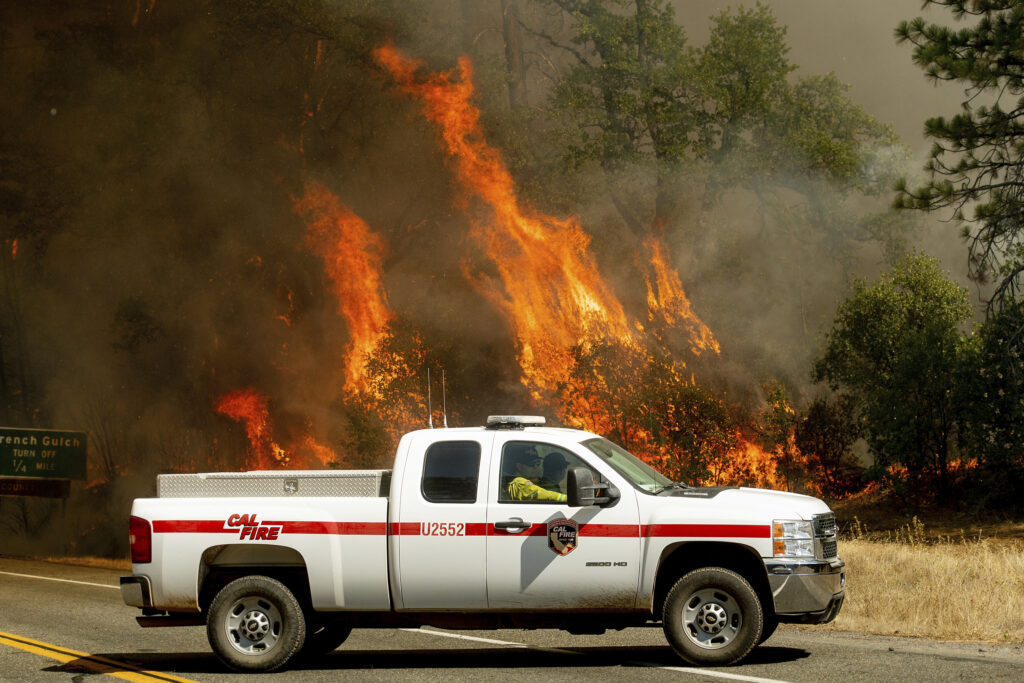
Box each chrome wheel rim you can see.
[224,596,283,655]
[681,588,742,649]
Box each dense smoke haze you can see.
[678,2,957,151]
[0,1,980,554]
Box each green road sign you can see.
[0,427,87,480]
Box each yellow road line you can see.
[0,631,198,683]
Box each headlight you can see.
[773,519,814,558]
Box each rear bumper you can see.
[765,557,845,622]
[120,575,153,608]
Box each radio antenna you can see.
[427,367,434,429]
[442,369,448,428]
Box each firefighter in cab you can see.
[504,445,567,502]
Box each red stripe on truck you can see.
[152,520,386,535]
[582,524,641,537]
[269,521,387,535]
[643,524,771,538]
[152,520,226,533]
[151,520,770,539]
[484,523,765,538]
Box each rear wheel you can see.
[207,575,306,672]
[662,567,763,666]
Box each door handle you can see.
[494,518,530,533]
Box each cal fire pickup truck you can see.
[121,416,845,672]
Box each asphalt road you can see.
[1,556,1022,682]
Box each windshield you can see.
[580,438,671,493]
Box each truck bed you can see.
[135,471,393,612]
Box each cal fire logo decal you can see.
[548,518,578,556]
[225,513,282,541]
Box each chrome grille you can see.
[814,512,839,559]
[813,512,836,536]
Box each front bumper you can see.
[765,557,845,623]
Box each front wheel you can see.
[758,613,779,645]
[662,567,763,666]
[207,575,307,672]
[300,620,352,659]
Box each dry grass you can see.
[821,518,1024,643]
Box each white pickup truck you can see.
[121,415,845,672]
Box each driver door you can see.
[485,438,641,610]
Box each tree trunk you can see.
[501,0,529,113]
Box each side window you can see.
[498,441,595,503]
[421,441,481,504]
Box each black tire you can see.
[300,620,352,658]
[206,575,307,672]
[662,567,763,666]
[758,613,779,645]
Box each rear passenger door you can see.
[394,432,493,610]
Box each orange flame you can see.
[215,388,289,470]
[716,434,782,489]
[215,47,726,476]
[374,44,634,398]
[216,388,337,470]
[300,434,339,468]
[643,236,719,355]
[294,180,394,395]
[312,40,323,70]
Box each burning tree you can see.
[293,180,394,396]
[374,43,637,401]
[216,388,289,470]
[367,41,770,481]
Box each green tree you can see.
[895,0,1024,313]
[697,2,793,187]
[960,300,1024,509]
[813,253,973,500]
[700,18,905,263]
[544,2,908,258]
[767,74,909,267]
[545,0,698,235]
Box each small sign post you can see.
[0,478,71,498]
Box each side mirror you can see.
[567,467,620,508]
